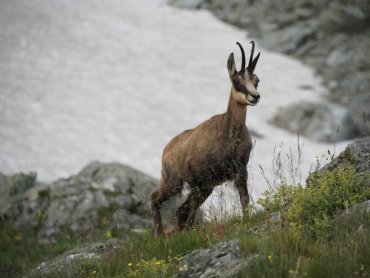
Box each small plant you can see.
[38,187,51,198]
[126,258,169,277]
[257,184,301,212]
[257,165,370,238]
[288,166,370,237]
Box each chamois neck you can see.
[225,89,247,139]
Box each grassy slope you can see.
[1,209,369,277]
[1,166,369,277]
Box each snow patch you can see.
[0,0,349,217]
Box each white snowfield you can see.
[0,0,348,216]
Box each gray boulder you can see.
[345,200,370,214]
[318,2,368,33]
[28,238,123,277]
[259,24,316,55]
[0,172,37,202]
[306,137,370,186]
[176,240,246,278]
[320,137,370,173]
[270,101,360,142]
[0,162,159,243]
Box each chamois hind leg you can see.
[175,187,212,230]
[151,176,182,237]
[234,166,250,222]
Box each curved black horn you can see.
[247,41,260,72]
[250,52,260,72]
[248,41,255,71]
[236,42,245,72]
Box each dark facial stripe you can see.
[233,80,247,93]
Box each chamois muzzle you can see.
[250,94,260,105]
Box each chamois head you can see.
[227,41,261,106]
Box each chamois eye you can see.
[233,80,240,86]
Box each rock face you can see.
[176,240,246,278]
[0,162,159,243]
[307,137,370,185]
[344,200,370,216]
[169,0,370,137]
[321,136,370,173]
[27,238,123,277]
[270,101,360,142]
[0,172,37,202]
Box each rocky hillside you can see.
[0,162,165,244]
[32,138,370,277]
[170,0,370,136]
[2,138,368,277]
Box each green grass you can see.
[0,225,81,277]
[75,222,244,277]
[239,210,370,277]
[1,208,369,277]
[70,209,369,278]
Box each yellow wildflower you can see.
[105,229,112,238]
[14,234,22,241]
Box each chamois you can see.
[151,41,261,237]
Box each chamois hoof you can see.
[164,227,180,239]
[154,229,164,238]
[154,225,165,238]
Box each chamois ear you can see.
[227,53,236,77]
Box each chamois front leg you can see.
[175,187,212,230]
[185,187,212,228]
[234,166,250,222]
[175,190,197,231]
